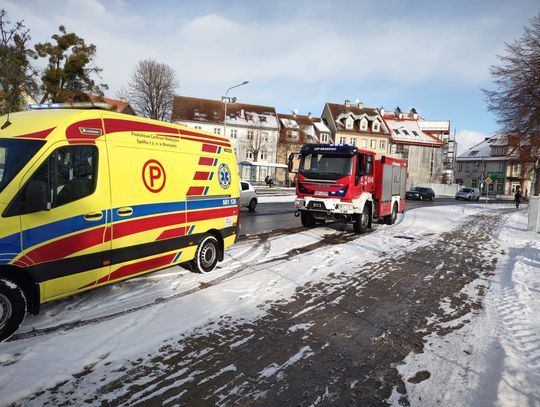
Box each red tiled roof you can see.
[172,96,276,123]
[89,95,136,115]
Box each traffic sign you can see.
[485,177,493,185]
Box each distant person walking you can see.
[514,187,522,209]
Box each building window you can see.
[345,117,353,130]
[349,138,356,146]
[373,121,380,132]
[262,132,269,142]
[360,118,368,131]
[457,162,463,172]
[287,131,298,140]
[361,139,367,148]
[402,130,410,136]
[247,130,254,140]
[214,128,221,135]
[230,129,237,138]
[321,133,329,142]
[412,130,419,137]
[245,151,253,159]
[339,136,346,144]
[370,139,377,149]
[513,163,521,175]
[379,140,385,150]
[498,162,504,171]
[466,163,471,172]
[260,150,267,160]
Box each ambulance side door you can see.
[11,141,112,300]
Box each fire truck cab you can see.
[290,144,407,233]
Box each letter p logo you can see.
[142,159,166,193]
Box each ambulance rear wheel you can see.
[0,277,27,342]
[353,206,370,234]
[190,235,220,274]
[301,211,317,228]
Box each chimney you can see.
[308,112,312,119]
[410,107,418,120]
[344,100,350,107]
[357,101,363,109]
[240,109,244,118]
[380,107,385,116]
[413,113,418,120]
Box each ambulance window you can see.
[12,145,98,215]
[0,139,45,194]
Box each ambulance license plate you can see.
[314,191,327,196]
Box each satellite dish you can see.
[231,97,237,103]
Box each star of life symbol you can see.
[218,163,231,189]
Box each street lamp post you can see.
[223,81,249,140]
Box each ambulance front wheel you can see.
[0,277,27,342]
[190,234,220,274]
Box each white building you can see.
[172,96,280,174]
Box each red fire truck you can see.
[288,144,407,233]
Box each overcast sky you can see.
[4,0,539,153]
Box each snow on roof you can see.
[384,117,443,147]
[279,118,300,129]
[457,133,508,160]
[418,121,450,132]
[313,122,330,133]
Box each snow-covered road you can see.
[0,203,538,406]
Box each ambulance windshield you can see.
[0,139,45,193]
[299,153,353,180]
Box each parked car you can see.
[455,187,480,201]
[240,181,258,211]
[405,186,435,201]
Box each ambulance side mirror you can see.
[24,180,49,213]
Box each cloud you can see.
[455,129,490,155]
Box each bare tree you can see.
[484,13,540,195]
[119,59,179,121]
[243,131,269,162]
[0,9,37,114]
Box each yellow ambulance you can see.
[0,103,240,341]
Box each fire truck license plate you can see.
[312,202,323,209]
[314,191,327,196]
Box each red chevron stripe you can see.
[194,171,210,180]
[182,136,230,148]
[25,226,110,264]
[15,127,56,139]
[113,212,185,239]
[202,144,218,153]
[108,253,176,282]
[157,226,187,241]
[186,207,237,222]
[198,157,214,166]
[187,186,205,196]
[103,118,179,135]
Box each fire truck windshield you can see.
[299,153,353,180]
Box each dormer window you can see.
[372,120,380,132]
[345,116,354,130]
[360,118,368,131]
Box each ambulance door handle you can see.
[84,211,104,221]
[117,207,133,217]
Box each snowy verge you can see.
[389,209,540,406]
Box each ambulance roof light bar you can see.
[28,102,111,110]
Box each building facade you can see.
[172,96,280,178]
[454,133,531,195]
[321,100,390,157]
[276,112,331,185]
[381,107,451,185]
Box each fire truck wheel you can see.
[189,235,220,274]
[354,206,370,233]
[385,203,398,225]
[0,277,27,342]
[301,211,317,228]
